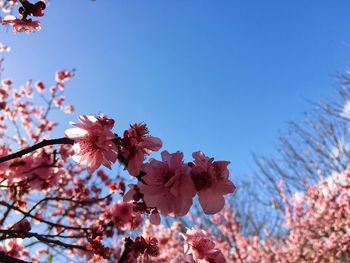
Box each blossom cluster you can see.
[65,115,235,225]
[1,0,46,33]
[123,150,235,225]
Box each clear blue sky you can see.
[1,0,350,181]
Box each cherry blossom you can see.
[0,42,10,52]
[110,202,142,230]
[55,70,74,89]
[65,115,118,173]
[182,228,226,263]
[0,10,240,260]
[1,0,46,33]
[190,151,236,214]
[0,239,29,259]
[0,0,347,261]
[2,15,40,33]
[170,254,196,263]
[120,123,162,176]
[137,151,196,217]
[35,81,45,93]
[7,150,64,191]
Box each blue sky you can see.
[1,0,350,181]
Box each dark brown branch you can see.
[0,251,30,263]
[0,201,15,227]
[0,229,89,251]
[118,237,134,263]
[0,137,74,164]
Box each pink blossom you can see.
[121,123,162,176]
[75,241,94,261]
[0,145,10,174]
[8,150,63,190]
[110,202,143,231]
[53,96,65,107]
[138,151,196,216]
[131,212,143,230]
[190,151,235,214]
[182,228,226,263]
[63,105,74,114]
[133,236,160,259]
[110,202,133,225]
[58,144,74,161]
[50,86,56,94]
[35,81,45,93]
[0,88,8,100]
[65,115,118,173]
[1,79,12,87]
[170,254,195,263]
[1,239,28,259]
[123,184,141,202]
[2,15,41,33]
[55,70,73,85]
[0,42,10,52]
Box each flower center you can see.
[79,135,99,155]
[192,171,213,191]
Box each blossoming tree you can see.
[0,1,236,262]
[2,1,350,263]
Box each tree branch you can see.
[0,229,89,251]
[118,237,134,263]
[0,137,74,164]
[0,252,30,263]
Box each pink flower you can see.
[63,105,74,114]
[121,123,162,176]
[110,202,143,230]
[0,145,10,172]
[55,70,73,84]
[2,79,12,87]
[170,254,195,263]
[8,150,63,190]
[190,151,235,214]
[110,202,133,225]
[58,144,74,161]
[2,15,41,33]
[35,81,45,93]
[131,212,143,230]
[65,115,118,173]
[138,151,196,216]
[2,239,28,259]
[182,228,226,263]
[0,43,10,52]
[53,96,65,107]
